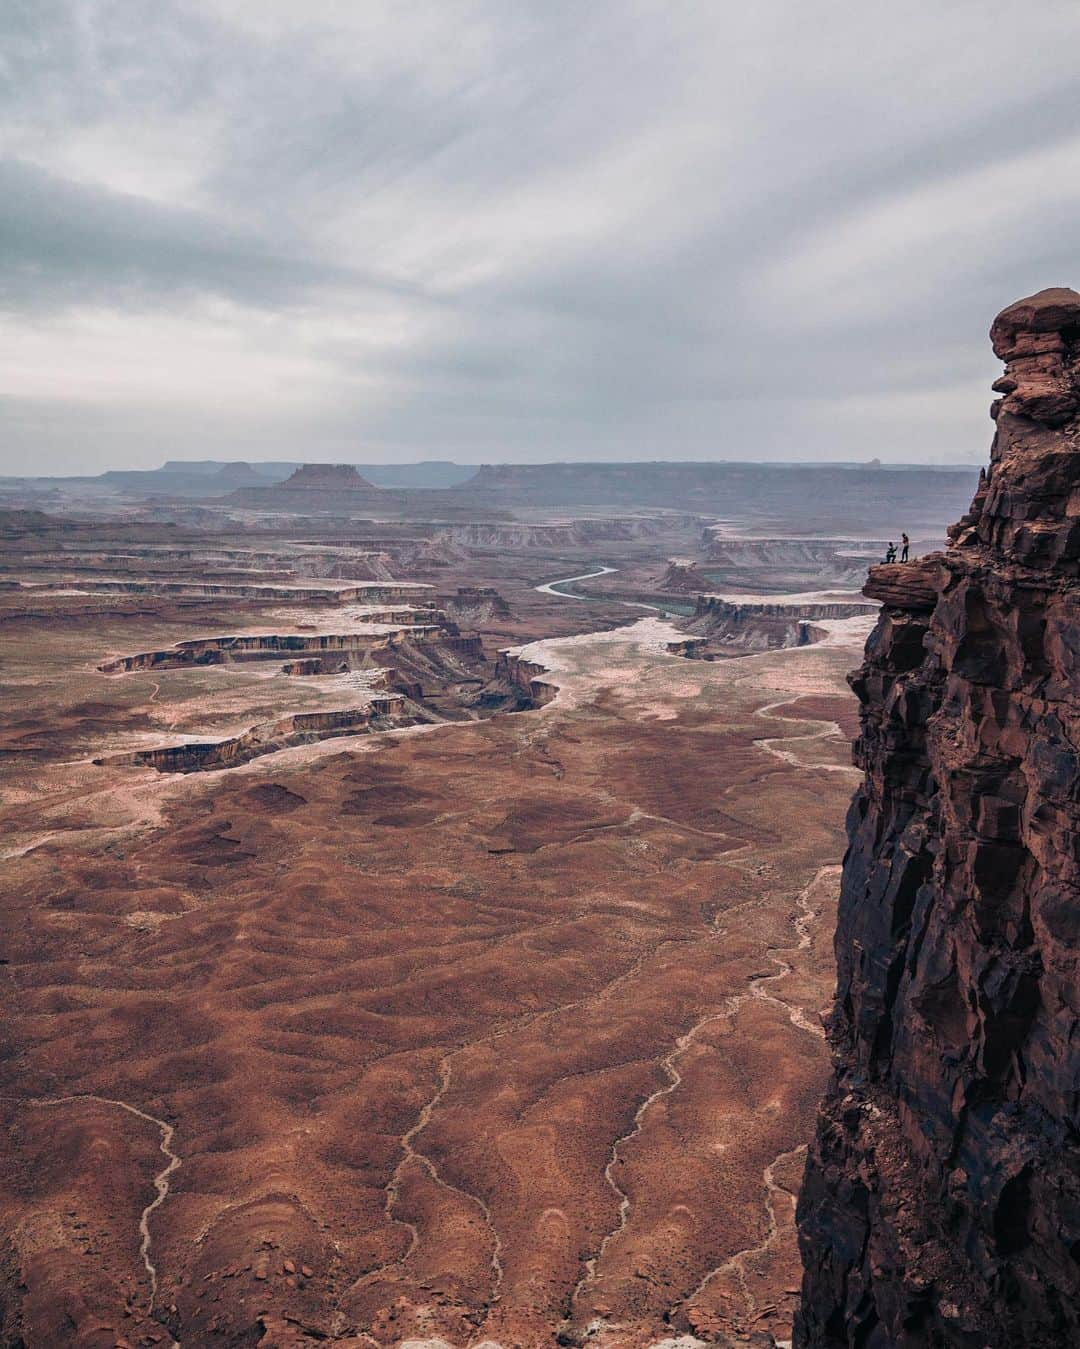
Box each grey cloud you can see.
[3,0,1080,472]
[0,159,433,311]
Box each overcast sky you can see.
[3,1,1080,473]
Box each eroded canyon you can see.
[0,467,971,1348]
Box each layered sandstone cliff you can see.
[796,289,1080,1347]
[669,594,876,658]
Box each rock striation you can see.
[796,289,1080,1346]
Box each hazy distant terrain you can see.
[0,459,977,540]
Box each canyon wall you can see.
[795,289,1080,1346]
[691,596,876,624]
[676,596,876,655]
[78,580,434,603]
[94,639,554,773]
[96,697,406,772]
[98,624,463,674]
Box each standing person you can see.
[900,532,910,562]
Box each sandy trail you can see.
[574,864,837,1321]
[681,1141,808,1326]
[28,1094,180,1309]
[751,689,861,777]
[667,864,839,1333]
[571,995,747,1310]
[740,864,840,1041]
[349,925,705,1331]
[343,1054,505,1311]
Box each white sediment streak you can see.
[30,1094,180,1309]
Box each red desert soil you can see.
[0,606,871,1349]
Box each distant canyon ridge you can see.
[1,458,978,538]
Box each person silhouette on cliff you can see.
[884,542,897,563]
[900,532,910,562]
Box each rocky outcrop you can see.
[226,465,509,520]
[493,650,559,706]
[225,461,385,512]
[861,560,939,611]
[796,289,1080,1347]
[281,658,345,676]
[659,559,712,592]
[96,639,556,771]
[691,596,877,625]
[671,595,877,657]
[9,546,395,584]
[702,538,888,592]
[704,538,879,569]
[443,585,513,623]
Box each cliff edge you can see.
[795,289,1080,1347]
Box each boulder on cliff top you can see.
[989,286,1080,357]
[975,287,1080,562]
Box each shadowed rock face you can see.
[795,288,1080,1346]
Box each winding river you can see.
[534,564,690,616]
[533,564,618,598]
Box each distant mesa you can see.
[223,459,509,520]
[280,463,378,491]
[226,461,384,511]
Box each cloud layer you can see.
[4,0,1080,472]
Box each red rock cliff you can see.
[795,289,1080,1348]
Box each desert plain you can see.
[0,468,972,1348]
